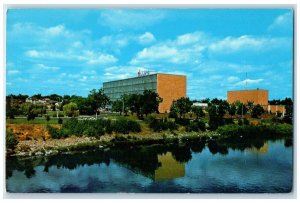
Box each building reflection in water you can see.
[154,152,185,181]
[246,143,268,154]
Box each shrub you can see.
[149,118,178,132]
[6,129,18,150]
[185,119,206,132]
[47,125,68,139]
[175,118,190,126]
[167,121,178,131]
[27,111,37,121]
[83,126,104,137]
[58,118,63,124]
[45,115,50,122]
[112,119,141,134]
[238,118,249,125]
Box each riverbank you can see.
[7,122,293,157]
[10,130,219,157]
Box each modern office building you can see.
[103,73,186,113]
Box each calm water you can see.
[6,139,293,193]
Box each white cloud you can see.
[103,66,148,81]
[45,25,67,36]
[25,49,118,65]
[176,32,206,45]
[234,78,263,87]
[36,64,60,71]
[268,12,293,31]
[138,32,156,44]
[130,42,204,65]
[79,51,118,65]
[209,35,265,53]
[227,76,240,83]
[25,50,40,57]
[209,35,290,54]
[7,70,20,75]
[100,10,166,30]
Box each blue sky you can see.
[6,8,293,100]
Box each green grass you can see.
[46,111,64,117]
[6,118,69,124]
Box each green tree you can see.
[127,94,143,118]
[63,102,79,117]
[235,101,248,117]
[228,103,236,118]
[169,101,179,119]
[6,129,18,150]
[112,100,123,115]
[173,97,193,118]
[191,106,205,119]
[141,90,162,117]
[251,104,265,118]
[88,88,110,119]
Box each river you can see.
[6,139,293,193]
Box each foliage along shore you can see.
[6,121,293,158]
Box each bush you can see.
[45,115,50,122]
[83,126,104,137]
[47,125,68,139]
[58,118,63,124]
[27,111,37,121]
[112,119,141,134]
[238,118,249,125]
[149,118,178,132]
[185,119,206,132]
[6,129,18,150]
[175,118,190,126]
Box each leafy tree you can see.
[169,101,179,119]
[207,99,229,130]
[31,93,43,100]
[88,88,110,118]
[6,129,18,150]
[71,96,94,115]
[246,101,254,114]
[126,93,142,116]
[63,102,79,117]
[112,100,123,115]
[251,104,265,118]
[172,97,193,118]
[141,90,162,117]
[235,101,248,117]
[48,94,62,102]
[191,106,205,119]
[228,103,236,118]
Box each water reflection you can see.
[6,138,293,193]
[246,143,268,154]
[155,152,185,181]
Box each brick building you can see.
[103,73,186,113]
[227,89,286,115]
[227,89,269,105]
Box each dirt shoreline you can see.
[8,131,218,157]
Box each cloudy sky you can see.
[6,8,293,99]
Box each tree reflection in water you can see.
[6,137,291,181]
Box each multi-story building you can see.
[227,89,286,115]
[103,73,186,113]
[227,89,269,106]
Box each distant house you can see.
[192,102,208,109]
